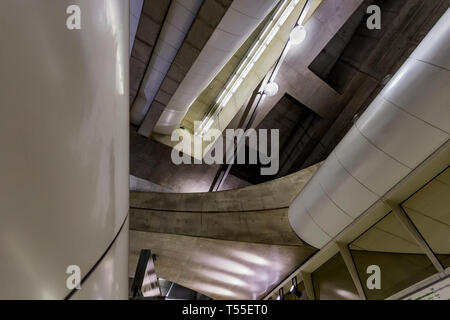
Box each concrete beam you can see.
[337,242,366,300]
[387,201,445,274]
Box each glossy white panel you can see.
[160,23,187,48]
[356,96,449,168]
[335,127,411,195]
[130,0,144,17]
[302,178,353,237]
[155,109,186,129]
[288,193,331,248]
[317,153,379,218]
[288,6,449,249]
[130,0,144,55]
[380,59,450,133]
[411,9,450,70]
[198,45,235,66]
[207,29,242,52]
[220,8,259,37]
[72,218,129,300]
[169,91,196,107]
[0,0,129,299]
[167,1,197,30]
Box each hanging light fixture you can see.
[289,277,297,293]
[276,288,284,300]
[264,82,279,96]
[290,25,307,44]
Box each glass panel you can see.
[350,212,438,299]
[312,253,359,300]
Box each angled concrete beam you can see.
[337,242,366,300]
[300,271,315,300]
[387,201,445,274]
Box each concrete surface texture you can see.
[129,163,321,299]
[129,0,449,193]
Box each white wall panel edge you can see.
[71,216,129,300]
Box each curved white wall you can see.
[0,0,129,298]
[288,8,450,248]
[145,0,279,135]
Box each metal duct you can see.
[288,8,450,249]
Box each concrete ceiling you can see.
[129,0,449,192]
[180,8,272,133]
